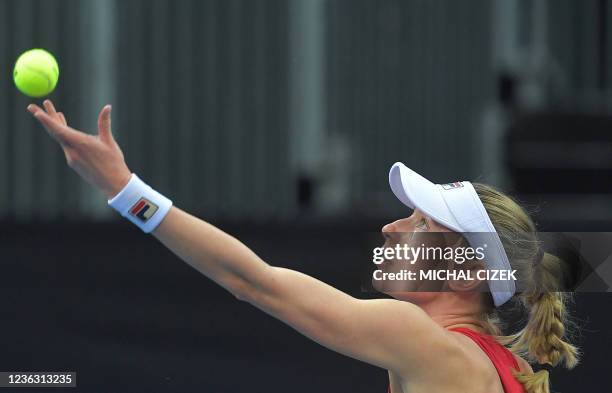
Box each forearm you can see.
[152,206,270,298]
[28,101,440,375]
[26,102,272,301]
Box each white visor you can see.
[389,162,516,307]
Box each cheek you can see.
[427,220,452,232]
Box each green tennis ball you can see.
[13,49,59,98]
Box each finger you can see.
[30,103,61,125]
[34,111,72,144]
[28,104,55,125]
[27,103,44,115]
[43,99,58,117]
[29,106,86,146]
[58,112,67,126]
[43,100,67,125]
[97,105,113,142]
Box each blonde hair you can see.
[472,183,580,393]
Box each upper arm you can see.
[244,266,452,374]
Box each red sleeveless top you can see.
[388,327,526,393]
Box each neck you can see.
[416,292,490,333]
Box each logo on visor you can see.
[441,182,464,190]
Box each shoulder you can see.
[445,331,533,391]
[435,331,510,391]
[361,298,451,341]
[357,299,464,374]
[398,329,504,391]
[448,330,532,374]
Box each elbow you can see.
[230,265,275,306]
[232,279,258,303]
[233,286,251,302]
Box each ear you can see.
[441,232,466,248]
[446,260,488,292]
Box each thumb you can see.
[97,105,113,142]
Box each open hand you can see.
[28,100,132,199]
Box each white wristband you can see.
[107,174,173,233]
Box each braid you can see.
[513,291,579,367]
[473,183,580,393]
[504,254,580,393]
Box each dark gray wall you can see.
[2,0,608,220]
[114,0,292,220]
[326,0,494,207]
[0,0,292,220]
[0,0,496,220]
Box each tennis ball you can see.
[13,49,59,98]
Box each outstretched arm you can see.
[28,101,450,375]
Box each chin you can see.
[371,278,430,301]
[371,277,384,293]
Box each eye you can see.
[415,218,429,231]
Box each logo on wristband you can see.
[129,198,159,222]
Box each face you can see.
[373,209,455,304]
[381,209,451,234]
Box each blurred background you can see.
[0,0,611,392]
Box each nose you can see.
[381,222,396,239]
[382,222,395,232]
